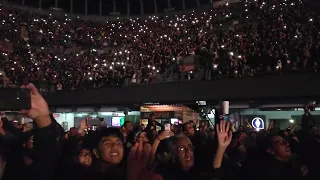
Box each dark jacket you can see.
[241,153,304,180]
[160,165,222,180]
[2,120,64,180]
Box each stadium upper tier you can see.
[0,0,319,92]
[7,0,211,16]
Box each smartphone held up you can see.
[0,88,31,111]
[86,117,105,127]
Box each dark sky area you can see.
[8,0,210,15]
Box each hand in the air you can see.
[20,83,51,128]
[157,130,173,141]
[78,117,89,136]
[127,139,162,180]
[216,120,232,149]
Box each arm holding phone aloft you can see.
[20,83,51,128]
[151,131,173,157]
[20,83,64,180]
[77,117,89,136]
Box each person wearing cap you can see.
[146,113,163,132]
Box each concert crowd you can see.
[0,83,319,180]
[0,0,319,91]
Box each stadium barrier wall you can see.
[45,72,320,106]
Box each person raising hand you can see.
[213,120,232,169]
[127,139,162,180]
[20,83,51,128]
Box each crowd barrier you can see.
[45,72,320,106]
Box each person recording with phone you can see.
[0,83,64,180]
[145,113,164,132]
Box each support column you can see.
[182,0,186,10]
[127,0,130,15]
[196,0,200,7]
[55,0,58,8]
[99,0,102,15]
[113,0,116,12]
[85,0,88,15]
[39,0,42,9]
[70,0,73,13]
[167,0,171,8]
[214,101,230,125]
[154,0,157,14]
[140,0,144,15]
[221,101,229,115]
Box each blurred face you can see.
[249,132,257,139]
[238,132,246,144]
[70,127,77,136]
[270,135,291,161]
[64,133,69,140]
[125,122,133,133]
[239,126,244,131]
[208,130,216,138]
[175,137,194,171]
[283,131,289,137]
[94,136,124,165]
[13,121,21,129]
[78,149,92,167]
[200,125,208,133]
[184,124,195,137]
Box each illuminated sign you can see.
[252,117,264,130]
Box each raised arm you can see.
[20,83,64,180]
[213,120,232,169]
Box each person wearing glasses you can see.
[241,134,309,180]
[155,121,232,180]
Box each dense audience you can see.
[0,0,319,91]
[1,83,320,180]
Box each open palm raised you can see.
[216,120,232,149]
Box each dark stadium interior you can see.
[0,0,320,180]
